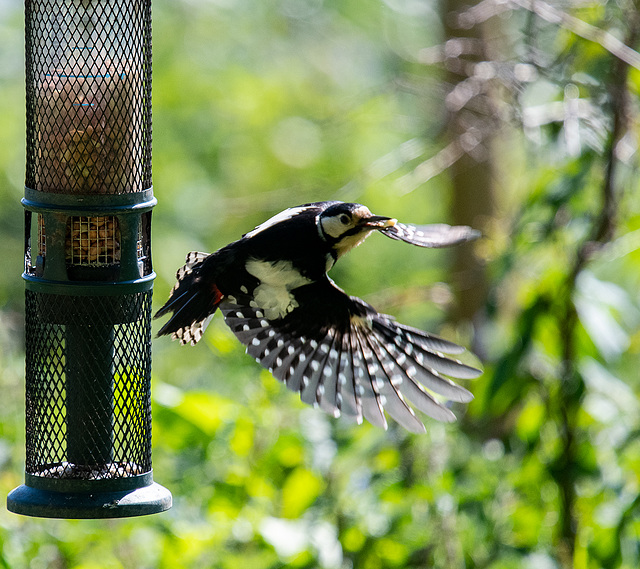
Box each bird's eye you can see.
[339,214,351,225]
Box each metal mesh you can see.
[25,290,153,479]
[66,215,121,266]
[25,0,152,194]
[30,210,151,279]
[22,0,156,485]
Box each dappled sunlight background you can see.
[2,0,640,568]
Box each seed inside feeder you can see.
[35,59,137,194]
[33,461,143,480]
[66,216,121,265]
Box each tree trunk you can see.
[441,0,497,327]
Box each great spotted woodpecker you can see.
[155,201,481,433]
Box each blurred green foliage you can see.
[2,0,640,568]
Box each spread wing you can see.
[220,277,480,433]
[381,222,480,248]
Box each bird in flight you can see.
[155,201,481,433]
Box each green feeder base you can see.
[7,473,172,519]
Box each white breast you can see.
[245,259,311,319]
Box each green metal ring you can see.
[25,470,154,494]
[23,272,155,295]
[23,186,156,215]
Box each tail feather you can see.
[155,251,221,345]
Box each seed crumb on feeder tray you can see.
[36,59,136,194]
[33,462,144,480]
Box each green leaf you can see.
[281,468,324,519]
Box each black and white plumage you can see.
[155,201,481,433]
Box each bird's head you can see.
[318,202,397,258]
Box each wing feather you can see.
[282,339,316,393]
[367,330,458,422]
[299,332,336,408]
[373,318,479,399]
[387,320,468,355]
[316,332,343,416]
[220,276,480,432]
[352,328,388,430]
[381,222,480,248]
[356,327,427,433]
[335,331,362,423]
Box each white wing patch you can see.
[244,206,313,238]
[245,259,311,319]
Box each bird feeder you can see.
[7,0,171,518]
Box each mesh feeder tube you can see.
[7,0,171,518]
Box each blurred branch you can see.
[511,0,640,70]
[554,9,640,564]
[442,1,640,565]
[441,0,498,327]
[459,0,640,70]
[571,13,639,280]
[395,140,466,195]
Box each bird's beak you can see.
[360,215,397,229]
